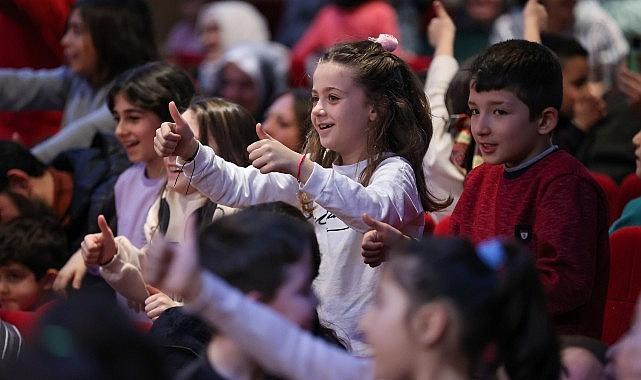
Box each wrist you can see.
[100,248,117,267]
[182,139,199,161]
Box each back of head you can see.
[189,97,258,167]
[75,0,158,85]
[198,208,318,301]
[0,141,47,193]
[540,33,588,62]
[471,39,563,120]
[315,40,444,212]
[0,216,67,280]
[107,62,195,121]
[388,237,560,379]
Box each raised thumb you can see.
[97,214,113,239]
[255,123,274,140]
[362,213,385,231]
[168,101,189,131]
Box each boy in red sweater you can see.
[450,39,609,339]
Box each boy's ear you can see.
[40,269,59,291]
[536,107,558,135]
[6,169,33,197]
[410,302,450,348]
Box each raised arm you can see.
[0,67,70,111]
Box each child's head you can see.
[262,88,313,152]
[108,62,195,169]
[541,33,590,118]
[184,97,259,167]
[198,208,319,330]
[309,39,444,212]
[468,40,562,167]
[0,216,66,311]
[360,237,560,380]
[62,0,158,86]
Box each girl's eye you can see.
[493,109,507,116]
[310,95,319,104]
[468,109,479,116]
[328,95,339,102]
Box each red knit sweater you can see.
[451,150,609,338]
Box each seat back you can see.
[602,226,641,345]
[590,172,620,225]
[434,214,452,236]
[613,173,641,222]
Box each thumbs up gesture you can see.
[81,215,117,266]
[154,101,199,160]
[427,1,456,56]
[361,213,410,267]
[247,123,304,177]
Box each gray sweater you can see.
[0,66,115,163]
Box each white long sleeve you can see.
[186,272,374,380]
[99,236,149,305]
[179,142,424,354]
[423,54,465,220]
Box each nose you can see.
[115,119,128,138]
[61,29,71,48]
[471,112,490,137]
[311,101,325,117]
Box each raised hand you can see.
[523,0,547,42]
[361,213,409,268]
[145,285,181,320]
[618,66,641,109]
[80,215,117,266]
[247,123,303,176]
[427,1,456,56]
[144,216,201,302]
[52,249,87,292]
[154,101,198,160]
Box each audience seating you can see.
[613,173,641,222]
[590,172,620,225]
[434,214,452,236]
[602,226,641,345]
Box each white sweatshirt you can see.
[178,143,424,354]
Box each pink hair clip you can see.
[368,33,398,52]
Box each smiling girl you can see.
[155,36,447,354]
[0,0,157,163]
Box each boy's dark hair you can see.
[75,0,158,86]
[107,62,195,122]
[471,39,563,120]
[198,208,319,301]
[541,33,589,61]
[0,216,67,280]
[0,141,47,192]
[389,237,561,380]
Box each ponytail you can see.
[488,242,561,380]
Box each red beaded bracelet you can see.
[296,154,306,182]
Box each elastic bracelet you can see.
[296,154,306,182]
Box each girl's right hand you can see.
[154,101,198,160]
[427,1,456,56]
[80,215,117,266]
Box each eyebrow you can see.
[311,86,346,94]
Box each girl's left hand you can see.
[145,285,181,320]
[248,123,301,175]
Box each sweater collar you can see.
[503,145,559,179]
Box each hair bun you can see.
[367,34,398,52]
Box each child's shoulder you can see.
[534,150,596,184]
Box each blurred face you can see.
[0,193,20,224]
[360,270,417,380]
[200,20,221,57]
[543,0,577,31]
[633,130,641,178]
[465,0,504,24]
[113,94,162,165]
[61,8,98,80]
[263,93,303,152]
[469,88,547,167]
[0,262,40,311]
[560,56,590,117]
[311,62,375,165]
[219,63,260,116]
[267,250,318,330]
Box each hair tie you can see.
[368,33,398,52]
[476,239,505,270]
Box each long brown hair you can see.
[304,40,449,212]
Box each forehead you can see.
[312,62,358,92]
[468,87,523,106]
